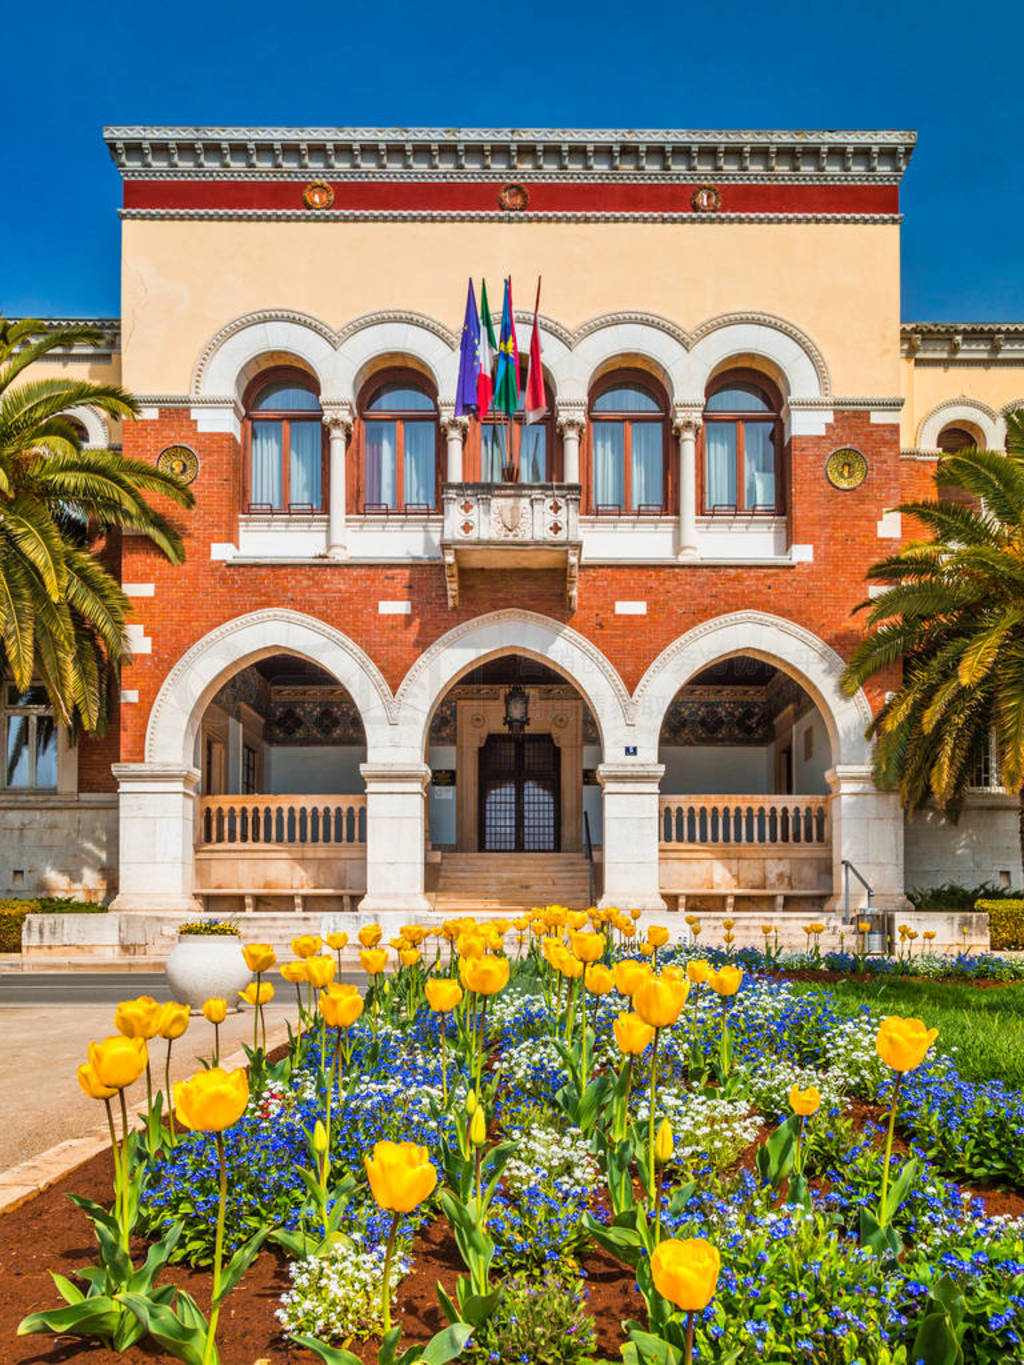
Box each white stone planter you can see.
[164,934,251,1012]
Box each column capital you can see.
[672,404,703,436]
[321,402,354,435]
[438,403,470,438]
[555,401,587,434]
[597,761,665,789]
[112,762,201,792]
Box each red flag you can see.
[524,280,546,425]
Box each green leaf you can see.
[117,1291,209,1365]
[290,1333,363,1364]
[912,1312,964,1365]
[18,1297,122,1340]
[211,1225,269,1307]
[49,1271,86,1304]
[397,1321,475,1365]
[624,1327,684,1365]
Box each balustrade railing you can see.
[660,795,829,847]
[199,795,366,847]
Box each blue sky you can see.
[2,0,1021,321]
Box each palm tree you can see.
[841,411,1024,866]
[0,318,194,730]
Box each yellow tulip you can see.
[613,1011,655,1055]
[613,959,651,998]
[324,981,361,998]
[399,947,421,968]
[629,907,643,921]
[530,917,547,936]
[459,954,511,996]
[279,961,308,984]
[291,935,321,959]
[655,1118,674,1164]
[761,924,774,936]
[425,978,463,1012]
[401,924,427,946]
[113,995,162,1039]
[722,919,735,931]
[358,924,383,949]
[156,1002,190,1041]
[324,932,349,951]
[789,1084,822,1116]
[239,981,275,1006]
[685,959,712,985]
[364,1139,438,1213]
[647,925,670,948]
[585,963,614,995]
[858,920,872,934]
[88,1035,148,1090]
[174,1066,249,1132]
[634,975,690,1029]
[77,1060,116,1100]
[639,942,655,957]
[456,930,487,960]
[876,1016,938,1073]
[620,921,637,938]
[469,1107,487,1147]
[305,955,337,989]
[661,964,686,984]
[558,954,584,980]
[320,989,364,1028]
[242,943,277,974]
[202,998,228,1024]
[360,947,389,976]
[708,965,744,996]
[650,1237,721,1312]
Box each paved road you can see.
[0,972,174,1005]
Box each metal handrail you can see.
[583,810,595,908]
[842,858,874,922]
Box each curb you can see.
[0,1022,293,1218]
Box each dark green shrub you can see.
[0,897,107,952]
[908,881,1020,911]
[979,899,1024,951]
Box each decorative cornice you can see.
[576,310,690,348]
[789,396,904,410]
[104,127,916,184]
[902,323,1024,363]
[12,317,121,358]
[119,207,902,226]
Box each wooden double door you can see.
[478,733,561,852]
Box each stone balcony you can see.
[441,482,582,608]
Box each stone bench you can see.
[195,888,364,914]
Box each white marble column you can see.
[439,406,469,483]
[323,404,353,559]
[109,763,202,912]
[358,762,433,913]
[673,406,700,561]
[597,762,667,911]
[826,764,910,915]
[556,403,586,484]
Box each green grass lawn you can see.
[789,975,1024,1089]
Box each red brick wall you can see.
[111,410,905,769]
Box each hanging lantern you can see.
[503,683,530,733]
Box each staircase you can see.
[430,852,594,913]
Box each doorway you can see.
[478,734,561,851]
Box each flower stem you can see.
[165,1039,176,1144]
[684,1310,695,1365]
[381,1211,400,1335]
[104,1097,120,1230]
[203,1133,227,1365]
[118,1088,131,1253]
[879,1075,903,1226]
[252,973,261,1052]
[441,1021,447,1106]
[213,1021,220,1068]
[648,1027,661,1195]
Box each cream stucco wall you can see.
[15,348,124,445]
[121,219,901,397]
[901,357,1024,447]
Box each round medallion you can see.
[691,184,722,213]
[825,447,869,490]
[498,182,530,212]
[156,444,199,485]
[302,180,335,210]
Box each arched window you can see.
[361,377,439,512]
[589,375,667,513]
[937,426,979,508]
[702,373,783,515]
[245,370,324,513]
[477,364,554,483]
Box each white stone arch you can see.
[146,609,397,767]
[193,309,339,403]
[510,312,573,401]
[63,405,110,448]
[393,610,635,760]
[918,397,1003,452]
[340,312,459,407]
[684,312,831,404]
[563,314,689,405]
[632,610,872,767]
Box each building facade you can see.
[7,126,1024,923]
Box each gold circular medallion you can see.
[303,180,335,210]
[825,447,868,490]
[691,184,722,213]
[156,444,199,485]
[498,182,530,212]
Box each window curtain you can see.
[705,424,737,510]
[630,423,663,509]
[403,422,435,506]
[289,421,322,508]
[593,422,625,507]
[744,422,776,509]
[481,425,505,482]
[365,421,397,507]
[520,426,547,482]
[251,421,283,507]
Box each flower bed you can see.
[6,915,1024,1365]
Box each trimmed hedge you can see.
[978,899,1024,951]
[0,898,108,952]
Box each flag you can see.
[524,284,546,424]
[493,278,520,418]
[477,279,497,417]
[454,279,480,416]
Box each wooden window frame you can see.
[2,685,58,791]
[699,368,785,517]
[585,369,671,515]
[355,368,441,514]
[242,366,326,515]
